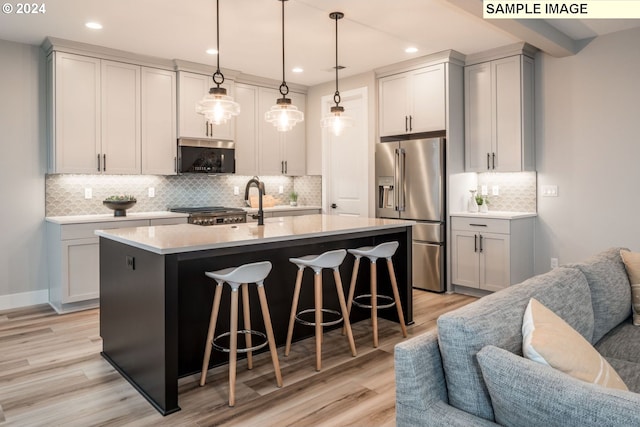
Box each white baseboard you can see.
[0,289,49,311]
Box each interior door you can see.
[324,88,369,217]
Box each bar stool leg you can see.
[314,271,323,371]
[371,261,379,348]
[241,283,253,370]
[387,258,408,338]
[343,256,360,336]
[285,268,304,356]
[200,283,223,386]
[333,269,357,357]
[256,284,284,387]
[228,288,239,407]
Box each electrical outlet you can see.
[492,185,499,196]
[233,186,239,196]
[481,185,488,196]
[84,188,92,199]
[279,185,284,194]
[148,187,155,198]
[550,258,559,269]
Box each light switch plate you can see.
[492,185,499,196]
[84,188,92,199]
[233,186,239,196]
[148,187,155,198]
[279,185,284,194]
[541,185,559,197]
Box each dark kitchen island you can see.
[96,214,413,415]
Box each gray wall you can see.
[0,39,48,303]
[534,26,640,273]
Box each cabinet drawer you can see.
[61,220,149,240]
[149,217,187,226]
[451,217,510,234]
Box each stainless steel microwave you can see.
[177,138,235,174]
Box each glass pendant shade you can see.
[321,11,353,136]
[196,87,240,125]
[321,106,354,136]
[265,97,304,132]
[196,0,240,126]
[266,0,304,132]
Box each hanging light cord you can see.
[333,13,340,107]
[279,0,289,98]
[213,0,224,87]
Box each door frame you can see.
[320,86,371,216]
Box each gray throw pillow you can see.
[476,345,640,427]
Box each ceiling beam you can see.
[444,0,581,57]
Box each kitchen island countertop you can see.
[95,214,414,255]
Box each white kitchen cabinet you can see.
[234,83,259,175]
[464,55,535,172]
[378,63,445,137]
[177,71,235,141]
[258,87,306,176]
[451,216,533,293]
[47,216,187,313]
[141,67,177,175]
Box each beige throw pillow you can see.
[522,298,628,391]
[619,249,640,326]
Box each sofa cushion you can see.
[607,357,640,393]
[522,298,627,391]
[477,345,640,427]
[566,247,632,343]
[595,318,640,364]
[619,249,640,325]
[437,267,593,421]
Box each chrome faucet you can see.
[244,176,266,226]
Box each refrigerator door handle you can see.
[394,148,401,211]
[398,148,406,211]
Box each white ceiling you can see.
[0,0,638,86]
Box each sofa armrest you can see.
[395,331,498,427]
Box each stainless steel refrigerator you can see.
[376,137,446,292]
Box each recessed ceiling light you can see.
[292,67,303,73]
[85,22,103,30]
[405,47,418,53]
[206,48,218,55]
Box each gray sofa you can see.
[395,248,640,427]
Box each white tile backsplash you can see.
[477,172,537,212]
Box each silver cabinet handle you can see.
[97,154,101,172]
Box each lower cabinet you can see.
[47,216,187,313]
[451,216,534,293]
[245,208,321,222]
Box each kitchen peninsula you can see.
[96,214,414,415]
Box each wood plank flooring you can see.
[0,291,476,427]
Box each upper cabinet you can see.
[234,83,259,176]
[464,54,535,172]
[177,71,235,141]
[378,63,446,137]
[47,46,177,175]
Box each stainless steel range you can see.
[170,207,247,226]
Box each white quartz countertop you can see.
[243,205,322,214]
[450,211,537,220]
[45,211,189,225]
[95,214,414,255]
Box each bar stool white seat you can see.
[200,261,283,407]
[285,249,357,371]
[346,241,408,348]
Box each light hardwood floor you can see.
[0,291,476,427]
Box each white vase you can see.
[468,191,479,213]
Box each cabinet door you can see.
[258,87,285,175]
[53,52,101,174]
[282,92,306,176]
[178,71,235,140]
[464,62,492,172]
[101,60,141,174]
[492,56,522,172]
[235,84,259,175]
[451,230,480,288]
[379,73,409,137]
[61,238,99,303]
[141,67,177,175]
[479,232,510,292]
[410,64,445,134]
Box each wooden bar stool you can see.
[346,241,408,347]
[200,261,283,407]
[285,249,357,371]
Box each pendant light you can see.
[265,0,304,132]
[321,11,354,136]
[196,0,240,126]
